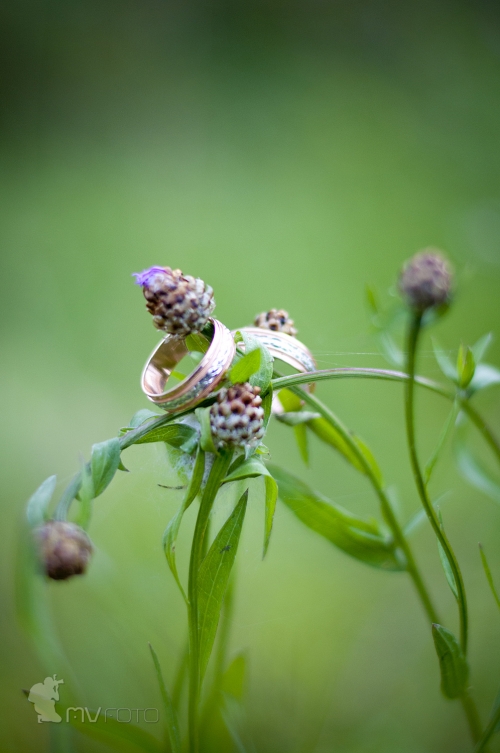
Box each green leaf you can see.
[479,544,500,611]
[436,510,458,599]
[129,408,162,428]
[133,422,198,451]
[261,387,273,432]
[454,436,500,505]
[163,448,205,600]
[198,490,248,680]
[378,331,404,368]
[196,406,217,454]
[424,404,458,485]
[276,411,321,426]
[222,456,278,555]
[457,344,476,389]
[307,418,365,473]
[26,475,57,528]
[76,461,94,530]
[294,424,309,465]
[470,363,500,392]
[221,653,247,700]
[148,643,181,753]
[230,348,261,384]
[354,435,384,486]
[269,464,405,571]
[277,388,302,412]
[431,624,469,699]
[185,331,210,354]
[54,472,83,521]
[240,331,273,393]
[472,332,493,363]
[91,438,121,497]
[365,283,380,316]
[432,339,457,382]
[263,475,278,558]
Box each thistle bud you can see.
[254,309,297,336]
[133,266,215,336]
[35,521,93,581]
[209,383,265,449]
[399,250,452,312]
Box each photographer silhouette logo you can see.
[28,675,64,723]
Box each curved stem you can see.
[271,368,500,470]
[404,314,469,654]
[187,450,233,753]
[474,695,500,752]
[294,387,438,624]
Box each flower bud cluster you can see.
[35,521,93,581]
[254,308,297,336]
[399,250,452,312]
[209,383,265,449]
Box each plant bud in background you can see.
[35,521,93,581]
[399,250,452,312]
[254,308,297,336]
[210,382,265,449]
[134,266,215,336]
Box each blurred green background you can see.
[2,0,500,750]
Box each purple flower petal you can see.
[132,266,168,287]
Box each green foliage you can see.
[196,406,218,454]
[431,624,469,699]
[457,344,476,389]
[479,544,500,611]
[90,438,122,498]
[198,490,248,680]
[437,511,458,600]
[148,643,181,753]
[269,464,405,571]
[163,448,205,600]
[26,475,57,528]
[230,348,261,384]
[239,331,273,393]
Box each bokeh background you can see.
[2,1,500,750]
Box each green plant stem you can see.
[187,450,233,753]
[474,697,500,752]
[404,314,468,653]
[294,387,438,624]
[271,368,500,471]
[460,691,484,746]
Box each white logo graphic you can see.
[28,675,64,723]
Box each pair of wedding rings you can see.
[141,319,316,413]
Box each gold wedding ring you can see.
[236,327,316,378]
[141,318,235,412]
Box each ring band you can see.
[235,327,316,376]
[141,318,236,412]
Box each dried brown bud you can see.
[399,250,452,312]
[134,266,215,336]
[210,383,265,449]
[254,309,297,336]
[35,521,93,581]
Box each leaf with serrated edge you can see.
[431,624,469,699]
[26,475,57,528]
[163,448,205,600]
[148,643,181,753]
[269,464,405,571]
[91,438,121,497]
[198,490,248,680]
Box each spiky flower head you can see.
[35,521,93,581]
[133,266,215,336]
[210,383,265,449]
[399,250,452,312]
[254,308,297,336]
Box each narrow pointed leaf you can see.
[263,475,278,558]
[131,423,197,449]
[129,408,162,428]
[230,349,261,384]
[424,405,458,484]
[277,388,302,412]
[470,363,500,393]
[269,464,405,571]
[196,406,218,454]
[432,339,457,382]
[240,332,273,393]
[365,283,380,315]
[261,388,273,432]
[198,491,248,680]
[437,511,458,599]
[76,461,94,530]
[26,475,57,528]
[54,472,82,521]
[221,654,247,700]
[294,424,309,465]
[91,438,121,497]
[354,435,384,486]
[223,456,272,484]
[148,643,181,753]
[431,624,469,698]
[472,332,493,363]
[479,544,500,611]
[379,331,405,367]
[307,418,365,473]
[457,344,475,389]
[454,437,500,504]
[163,448,205,600]
[276,411,321,426]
